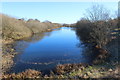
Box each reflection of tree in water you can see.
[52,27,61,31]
[13,32,52,53]
[106,36,120,62]
[24,28,61,43]
[24,33,51,42]
[80,45,98,63]
[13,27,64,55]
[13,28,62,54]
[75,30,98,63]
[9,31,53,72]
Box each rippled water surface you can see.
[10,27,91,74]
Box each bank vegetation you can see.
[1,14,62,44]
[1,4,120,79]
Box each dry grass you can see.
[26,19,61,33]
[2,69,41,79]
[1,14,61,41]
[26,20,50,33]
[1,14,32,41]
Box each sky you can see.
[1,2,118,24]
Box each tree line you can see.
[75,4,118,48]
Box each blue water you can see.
[10,27,90,74]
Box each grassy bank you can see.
[2,44,17,73]
[1,14,62,74]
[1,13,119,79]
[1,14,32,43]
[1,14,62,43]
[1,37,120,79]
[2,63,120,79]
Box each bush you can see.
[26,20,49,33]
[75,19,93,45]
[1,14,61,41]
[75,19,117,48]
[1,14,32,40]
[26,19,61,33]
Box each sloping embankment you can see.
[1,14,62,43]
[1,14,62,73]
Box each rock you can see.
[83,74,88,78]
[114,69,118,74]
[108,69,113,72]
[60,75,64,78]
[80,66,85,71]
[86,72,91,76]
[44,75,49,78]
[11,49,14,51]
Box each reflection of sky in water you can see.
[10,27,89,74]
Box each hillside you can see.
[1,14,61,43]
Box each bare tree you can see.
[85,4,110,22]
[76,4,113,48]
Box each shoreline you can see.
[1,26,61,74]
[2,62,119,79]
[1,27,119,79]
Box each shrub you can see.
[1,14,61,41]
[26,20,49,33]
[1,14,32,40]
[26,19,61,33]
[75,19,93,45]
[75,19,116,48]
[75,4,117,48]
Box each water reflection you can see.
[9,27,91,74]
[75,27,101,63]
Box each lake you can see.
[9,27,92,74]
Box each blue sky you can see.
[1,2,118,24]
